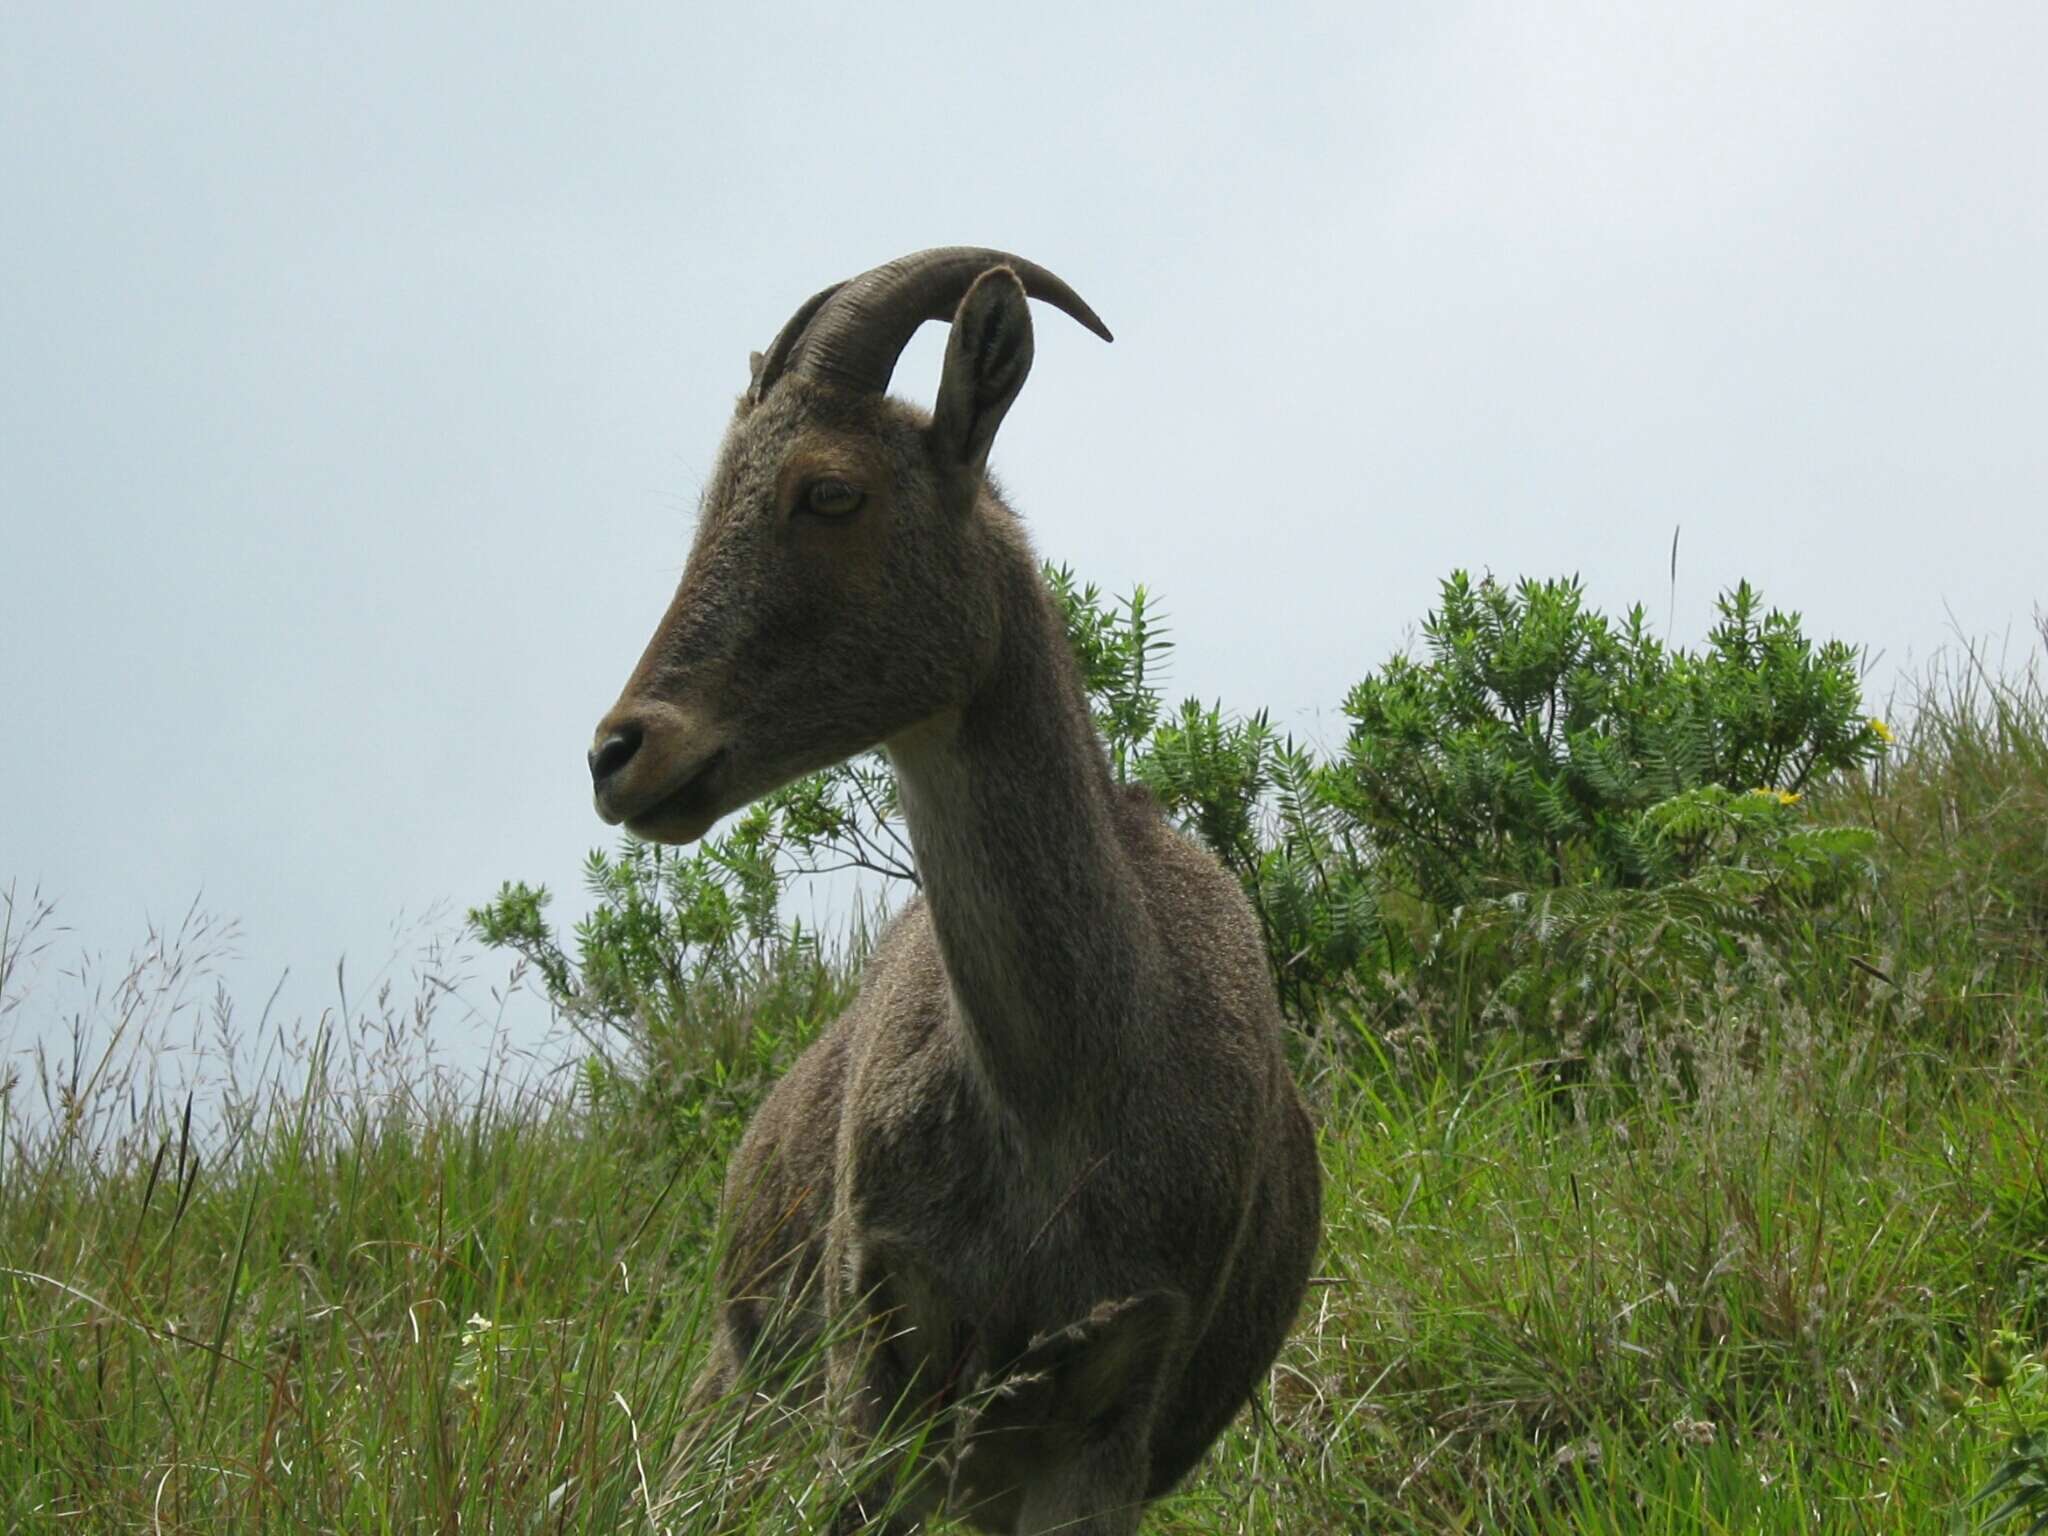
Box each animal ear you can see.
[929,266,1035,479]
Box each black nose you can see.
[588,724,644,787]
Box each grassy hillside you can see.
[5,633,2046,1532]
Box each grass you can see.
[5,643,2048,1533]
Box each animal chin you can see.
[625,749,731,845]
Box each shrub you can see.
[1321,572,1886,904]
[469,810,857,1140]
[473,569,1888,1077]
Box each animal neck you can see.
[886,544,1157,1128]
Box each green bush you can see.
[1322,572,1885,904]
[473,568,1890,1081]
[469,812,857,1142]
[1133,574,1887,1041]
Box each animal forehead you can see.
[736,380,885,452]
[774,428,895,492]
[695,432,884,540]
[705,394,913,513]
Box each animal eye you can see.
[803,478,865,518]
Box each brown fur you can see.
[590,265,1321,1534]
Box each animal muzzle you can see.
[586,699,730,840]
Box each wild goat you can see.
[587,247,1321,1534]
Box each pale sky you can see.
[5,3,2045,1072]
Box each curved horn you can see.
[749,280,846,402]
[777,247,1112,399]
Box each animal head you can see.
[587,247,1111,844]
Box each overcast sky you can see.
[4,2,2044,1073]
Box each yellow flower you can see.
[1749,787,1801,806]
[1869,717,1895,744]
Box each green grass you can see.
[6,649,2048,1532]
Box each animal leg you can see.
[827,1493,924,1536]
[821,1305,947,1534]
[1011,1431,1152,1536]
[970,1291,1187,1536]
